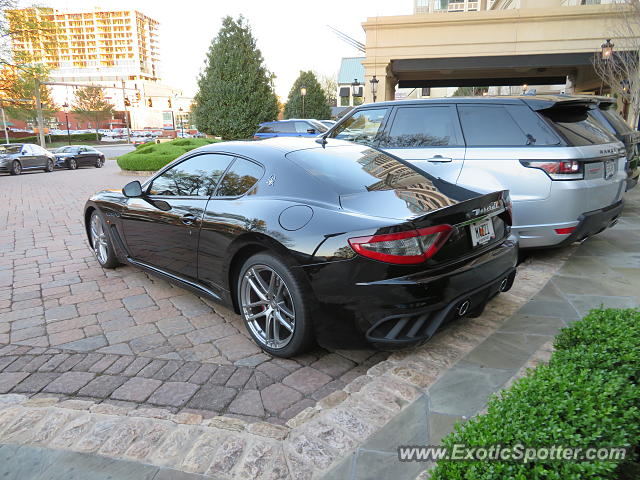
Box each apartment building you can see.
[8,7,190,130]
[414,0,495,13]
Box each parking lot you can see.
[0,160,386,424]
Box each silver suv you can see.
[326,96,627,248]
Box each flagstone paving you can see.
[0,162,386,424]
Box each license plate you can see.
[470,218,495,247]
[604,159,616,179]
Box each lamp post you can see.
[178,107,185,137]
[300,85,307,118]
[62,102,71,145]
[601,39,614,61]
[351,78,360,106]
[522,84,528,95]
[599,39,615,95]
[370,75,379,103]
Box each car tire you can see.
[89,211,120,269]
[44,159,54,172]
[237,252,315,357]
[9,160,21,176]
[95,157,104,168]
[67,158,77,170]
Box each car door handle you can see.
[180,214,197,225]
[428,155,452,163]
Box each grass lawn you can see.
[117,138,219,171]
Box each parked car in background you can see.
[53,145,105,169]
[325,96,627,249]
[0,143,55,175]
[320,120,336,128]
[254,119,328,139]
[84,138,516,356]
[587,97,639,190]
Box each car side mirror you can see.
[123,180,143,198]
[307,128,316,134]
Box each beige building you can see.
[9,7,190,130]
[362,0,635,103]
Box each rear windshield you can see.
[539,106,618,146]
[286,145,426,195]
[600,107,632,135]
[308,120,328,133]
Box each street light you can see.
[62,102,71,145]
[351,78,361,99]
[601,39,614,61]
[522,84,528,95]
[370,75,379,103]
[178,107,185,137]
[300,85,307,118]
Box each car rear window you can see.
[600,107,632,135]
[286,144,427,195]
[458,105,560,147]
[539,106,618,146]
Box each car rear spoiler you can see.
[521,96,599,111]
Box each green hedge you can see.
[117,138,219,171]
[11,133,101,144]
[430,308,640,480]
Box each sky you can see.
[33,0,414,99]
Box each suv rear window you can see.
[600,107,632,135]
[539,106,617,146]
[458,105,560,147]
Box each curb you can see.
[119,169,155,176]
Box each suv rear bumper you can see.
[552,199,624,248]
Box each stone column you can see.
[564,73,576,95]
[363,62,397,103]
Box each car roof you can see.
[259,119,316,125]
[355,95,599,111]
[196,137,352,157]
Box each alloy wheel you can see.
[45,160,54,172]
[11,161,21,175]
[240,264,296,349]
[69,158,77,169]
[90,214,109,265]
[96,158,104,168]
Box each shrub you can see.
[11,133,101,144]
[116,138,218,171]
[430,308,640,480]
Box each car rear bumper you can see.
[515,199,624,249]
[304,238,518,349]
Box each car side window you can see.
[380,106,461,147]
[257,125,274,134]
[295,122,313,133]
[21,145,32,154]
[458,105,560,147]
[276,122,296,133]
[329,108,389,146]
[215,158,264,197]
[149,153,234,197]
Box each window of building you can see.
[215,158,264,197]
[149,153,233,197]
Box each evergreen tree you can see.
[193,16,278,139]
[284,71,331,120]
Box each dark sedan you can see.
[84,138,517,357]
[0,143,55,175]
[54,145,105,169]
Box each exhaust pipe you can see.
[457,300,470,317]
[499,278,509,292]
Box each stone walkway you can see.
[0,162,385,424]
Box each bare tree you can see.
[315,71,338,108]
[593,0,640,126]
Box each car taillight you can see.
[555,227,576,235]
[348,225,453,264]
[502,191,513,225]
[520,160,584,180]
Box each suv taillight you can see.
[520,160,584,180]
[348,225,453,264]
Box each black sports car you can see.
[54,145,105,169]
[84,138,517,357]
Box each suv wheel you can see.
[44,159,54,172]
[68,158,77,170]
[238,253,315,357]
[9,160,21,176]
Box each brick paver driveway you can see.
[0,161,386,424]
